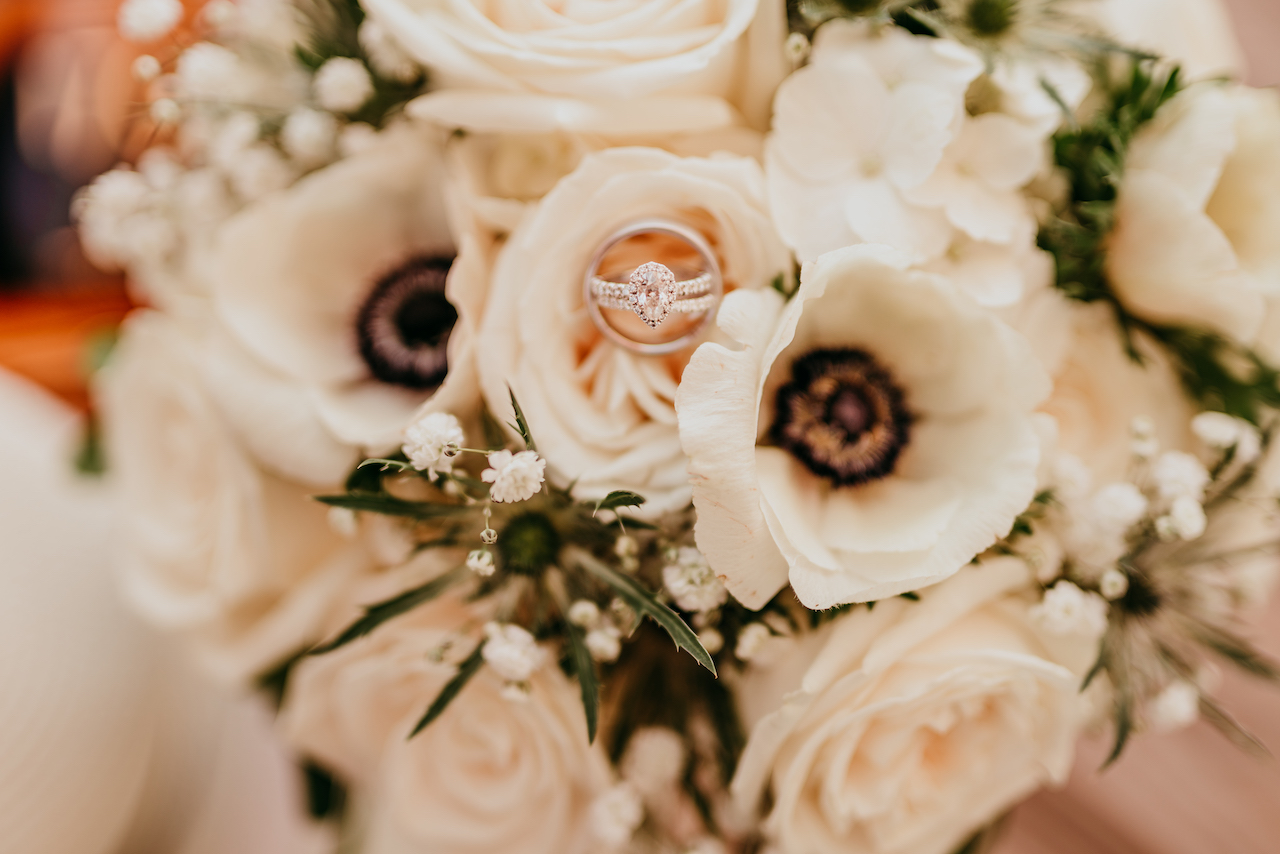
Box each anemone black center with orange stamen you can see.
[770,348,912,487]
[356,255,458,389]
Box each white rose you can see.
[1038,303,1194,484]
[98,311,368,681]
[476,147,791,515]
[202,125,482,486]
[731,559,1081,854]
[1107,84,1280,344]
[1086,0,1245,80]
[362,0,788,135]
[280,596,610,854]
[677,244,1049,609]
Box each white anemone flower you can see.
[676,245,1049,610]
[201,126,480,486]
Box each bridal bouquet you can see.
[77,0,1280,852]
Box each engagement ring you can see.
[583,219,723,355]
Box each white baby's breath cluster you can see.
[482,450,547,503]
[74,2,1280,854]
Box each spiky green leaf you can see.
[507,386,537,452]
[1198,694,1270,757]
[409,640,486,737]
[565,623,601,743]
[314,492,473,520]
[574,550,716,676]
[311,567,466,655]
[594,491,647,515]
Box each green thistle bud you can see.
[497,512,561,576]
[967,0,1017,35]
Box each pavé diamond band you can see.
[589,265,717,328]
[583,219,723,355]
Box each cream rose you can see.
[1106,84,1280,345]
[731,559,1081,854]
[203,124,482,486]
[677,244,1049,609]
[1086,0,1245,80]
[98,311,369,681]
[1039,303,1195,484]
[363,0,788,135]
[280,594,611,854]
[476,146,791,515]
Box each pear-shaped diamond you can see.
[626,262,677,328]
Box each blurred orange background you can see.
[0,2,1277,851]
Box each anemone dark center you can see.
[967,0,1017,35]
[770,348,911,488]
[356,255,458,389]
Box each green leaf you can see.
[1188,621,1280,681]
[410,640,486,738]
[1198,694,1271,757]
[574,550,717,676]
[507,386,537,452]
[314,492,474,520]
[594,490,647,515]
[565,623,600,743]
[311,567,465,654]
[358,458,416,474]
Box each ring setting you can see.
[583,218,724,355]
[589,262,716,329]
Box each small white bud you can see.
[590,784,643,848]
[661,547,728,613]
[314,57,374,113]
[1031,581,1109,637]
[784,32,811,65]
[697,627,724,655]
[149,98,182,125]
[118,0,184,43]
[1152,451,1210,501]
[1131,415,1156,439]
[1090,482,1149,532]
[1164,495,1207,541]
[132,54,163,82]
[614,535,638,560]
[1191,411,1240,449]
[466,549,495,577]
[327,506,358,538]
[482,622,547,682]
[621,727,686,798]
[402,412,465,476]
[201,0,238,30]
[280,107,338,168]
[585,627,622,662]
[1099,568,1129,601]
[359,19,420,83]
[228,143,296,201]
[735,623,773,662]
[480,527,498,545]
[338,122,379,157]
[482,449,546,503]
[567,599,601,628]
[1149,680,1200,732]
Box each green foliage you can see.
[1039,59,1182,306]
[1040,57,1280,425]
[311,566,466,654]
[410,640,486,737]
[565,622,601,742]
[575,549,717,676]
[507,386,537,452]
[314,492,474,519]
[74,413,106,477]
[293,0,425,128]
[594,490,647,515]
